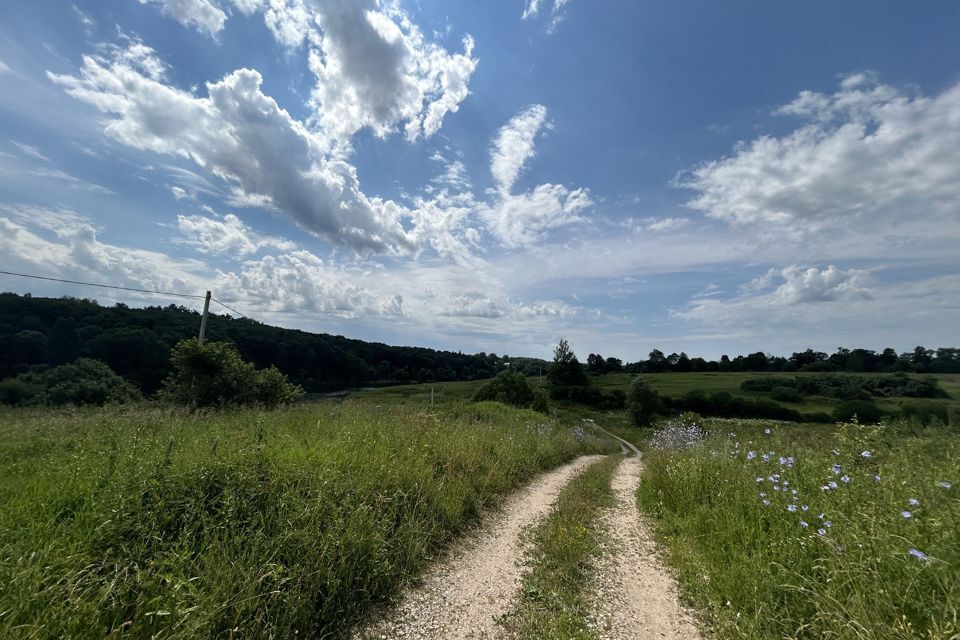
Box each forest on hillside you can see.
[2,293,958,398]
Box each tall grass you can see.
[507,456,620,639]
[638,417,960,639]
[0,400,613,638]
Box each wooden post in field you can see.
[431,384,435,406]
[198,290,211,344]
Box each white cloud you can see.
[49,39,416,254]
[672,266,960,352]
[29,167,114,194]
[490,104,547,194]
[176,211,296,256]
[522,0,573,33]
[10,141,50,162]
[305,1,477,143]
[440,292,580,320]
[139,0,228,36]
[679,74,960,236]
[0,59,10,74]
[170,185,189,200]
[482,183,591,248]
[215,251,403,317]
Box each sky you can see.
[1,0,958,361]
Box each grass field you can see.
[0,401,615,638]
[637,416,960,639]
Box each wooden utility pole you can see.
[198,290,211,344]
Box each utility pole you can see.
[198,290,211,344]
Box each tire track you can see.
[354,455,604,640]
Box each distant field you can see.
[0,401,614,638]
[357,372,960,421]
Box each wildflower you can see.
[787,504,797,512]
[821,485,831,492]
[759,492,767,498]
[937,481,952,489]
[832,464,842,474]
[799,520,809,528]
[828,481,838,490]
[818,528,827,536]
[756,476,764,483]
[747,450,757,461]
[874,474,881,483]
[773,485,781,492]
[779,456,788,465]
[908,498,920,507]
[801,504,809,511]
[909,548,929,562]
[841,475,851,484]
[764,428,771,435]
[785,456,796,468]
[823,520,832,528]
[761,454,770,463]
[762,499,771,506]
[791,489,798,496]
[861,450,872,458]
[818,513,826,520]
[901,511,912,519]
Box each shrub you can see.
[832,399,884,424]
[0,358,139,406]
[473,371,544,412]
[158,340,303,408]
[898,399,950,426]
[770,386,802,402]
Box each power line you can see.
[211,297,248,319]
[0,269,205,300]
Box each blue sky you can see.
[1,0,959,361]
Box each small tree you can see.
[627,376,662,427]
[158,339,303,408]
[0,358,140,406]
[548,339,588,388]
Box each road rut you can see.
[355,455,604,640]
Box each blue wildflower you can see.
[832,464,842,474]
[799,520,809,528]
[801,504,809,512]
[823,520,832,528]
[909,548,929,561]
[756,476,764,483]
[787,504,797,512]
[908,498,920,507]
[901,511,912,519]
[861,450,872,458]
[828,481,838,490]
[937,481,952,489]
[841,475,850,484]
[747,450,757,461]
[818,528,827,536]
[762,499,771,506]
[874,474,881,483]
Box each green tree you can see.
[473,370,547,413]
[627,376,662,427]
[46,317,80,365]
[547,339,588,388]
[0,358,140,406]
[158,339,303,408]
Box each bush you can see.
[473,371,546,412]
[627,377,662,427]
[0,358,140,406]
[832,400,884,424]
[770,386,802,402]
[549,385,625,410]
[898,399,950,426]
[158,340,303,408]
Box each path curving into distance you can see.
[354,455,605,640]
[590,454,703,640]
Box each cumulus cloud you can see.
[176,211,296,256]
[674,264,872,326]
[440,291,580,320]
[679,74,960,235]
[215,250,404,317]
[305,1,477,143]
[49,39,416,254]
[139,0,228,36]
[490,104,547,194]
[482,183,591,248]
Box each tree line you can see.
[0,293,529,395]
[586,347,960,375]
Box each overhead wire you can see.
[0,269,252,320]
